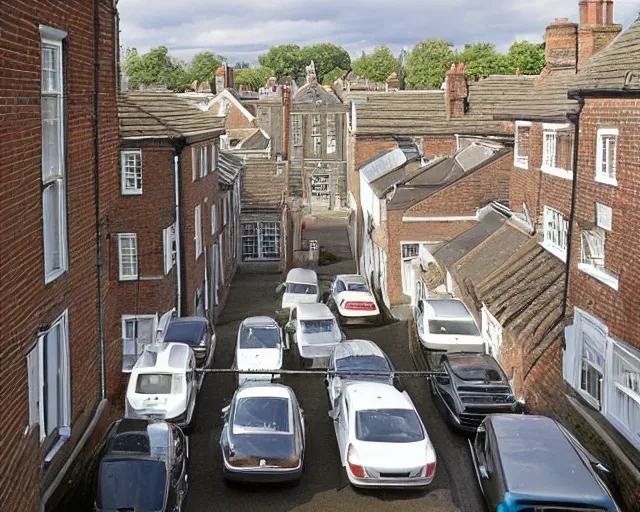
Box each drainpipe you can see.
[561,95,585,348]
[174,154,183,317]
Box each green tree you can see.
[299,43,351,84]
[322,67,346,85]
[234,67,275,91]
[458,42,513,81]
[123,48,142,88]
[258,44,303,83]
[164,57,192,92]
[405,39,456,89]
[189,51,223,83]
[507,41,546,75]
[352,45,398,83]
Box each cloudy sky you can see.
[119,0,639,65]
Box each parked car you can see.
[94,419,188,512]
[326,339,397,409]
[220,384,306,483]
[430,353,520,432]
[284,303,344,368]
[330,381,436,488]
[162,316,216,370]
[125,343,199,430]
[470,415,621,512]
[414,298,484,353]
[327,274,380,325]
[235,316,283,386]
[277,268,320,309]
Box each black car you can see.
[429,352,520,432]
[95,419,188,512]
[162,316,216,369]
[470,414,621,511]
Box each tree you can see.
[189,51,223,83]
[258,44,303,83]
[507,41,546,75]
[458,42,513,81]
[234,67,275,91]
[322,67,346,85]
[299,43,351,84]
[352,45,398,83]
[404,39,456,89]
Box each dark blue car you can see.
[470,414,621,512]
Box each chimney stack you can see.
[544,18,578,71]
[578,0,622,69]
[445,63,468,120]
[282,85,291,159]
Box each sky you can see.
[118,0,640,66]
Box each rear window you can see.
[286,283,318,295]
[239,326,281,349]
[300,319,334,334]
[233,397,290,434]
[449,358,506,382]
[163,321,206,344]
[356,409,425,443]
[336,355,390,373]
[347,283,368,292]
[136,374,173,394]
[98,459,166,511]
[428,319,480,336]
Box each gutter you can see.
[172,143,186,316]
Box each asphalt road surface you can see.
[183,263,487,512]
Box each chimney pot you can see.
[578,0,621,69]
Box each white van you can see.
[278,268,320,309]
[125,342,198,430]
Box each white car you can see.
[284,303,344,368]
[414,298,484,353]
[235,316,283,386]
[330,381,436,488]
[328,275,380,325]
[277,268,320,309]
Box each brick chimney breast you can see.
[544,19,579,71]
[445,62,468,120]
[578,0,622,69]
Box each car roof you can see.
[489,415,612,504]
[241,316,279,328]
[286,268,318,284]
[424,299,472,319]
[296,302,334,320]
[107,420,170,459]
[445,353,507,381]
[336,274,367,285]
[133,342,192,372]
[334,340,386,359]
[345,382,412,411]
[168,316,207,325]
[236,383,293,400]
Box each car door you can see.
[415,300,425,338]
[336,392,350,465]
[171,428,187,510]
[289,307,298,349]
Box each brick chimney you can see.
[544,18,579,71]
[445,63,468,120]
[578,0,622,69]
[282,85,291,159]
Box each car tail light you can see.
[344,302,376,311]
[347,444,366,478]
[424,461,436,478]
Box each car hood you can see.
[236,348,282,371]
[353,440,428,469]
[282,293,317,308]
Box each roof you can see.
[238,129,270,150]
[134,342,191,372]
[286,268,318,284]
[218,150,244,189]
[359,147,418,183]
[240,316,279,328]
[167,317,207,325]
[296,302,334,320]
[490,415,612,504]
[206,88,256,121]
[423,299,472,319]
[118,93,225,139]
[293,81,343,104]
[333,340,386,360]
[572,17,640,93]
[236,383,293,400]
[345,382,412,411]
[242,160,284,210]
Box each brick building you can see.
[0,1,121,510]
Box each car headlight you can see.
[199,337,206,346]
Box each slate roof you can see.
[218,150,245,189]
[241,160,284,210]
[119,93,225,139]
[571,17,640,93]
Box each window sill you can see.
[119,275,139,282]
[595,175,618,187]
[539,241,567,263]
[578,263,619,291]
[121,189,143,196]
[541,165,573,180]
[514,159,529,170]
[45,267,67,285]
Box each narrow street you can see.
[184,217,486,512]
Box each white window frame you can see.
[607,341,640,450]
[241,221,281,261]
[595,128,618,186]
[514,121,531,169]
[542,206,569,262]
[212,144,218,173]
[120,149,142,195]
[327,113,337,155]
[162,224,176,275]
[222,195,229,227]
[41,29,68,283]
[121,314,157,372]
[541,123,574,180]
[312,114,322,156]
[199,146,208,178]
[211,203,218,234]
[579,228,619,291]
[292,114,303,147]
[596,202,613,231]
[118,233,138,281]
[195,204,202,259]
[481,307,503,358]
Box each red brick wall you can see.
[225,102,254,130]
[0,1,119,510]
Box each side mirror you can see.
[417,300,424,313]
[284,322,296,335]
[479,464,489,480]
[595,462,611,474]
[275,283,285,295]
[221,405,230,420]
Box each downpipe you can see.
[174,155,183,316]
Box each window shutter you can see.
[192,147,197,181]
[27,349,39,429]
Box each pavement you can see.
[184,217,487,512]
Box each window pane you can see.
[43,181,63,274]
[260,222,280,259]
[42,46,60,93]
[119,235,138,278]
[124,320,135,340]
[42,97,61,181]
[123,152,142,191]
[242,223,258,260]
[137,319,153,342]
[45,325,60,435]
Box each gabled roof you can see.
[293,81,343,104]
[571,17,640,93]
[206,88,256,122]
[119,93,225,139]
[218,150,244,189]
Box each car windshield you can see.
[240,325,281,349]
[347,282,368,292]
[356,409,425,443]
[428,319,480,336]
[163,321,206,344]
[286,283,318,294]
[449,357,506,382]
[336,355,390,373]
[97,459,166,511]
[233,397,290,434]
[136,374,173,394]
[300,319,334,334]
